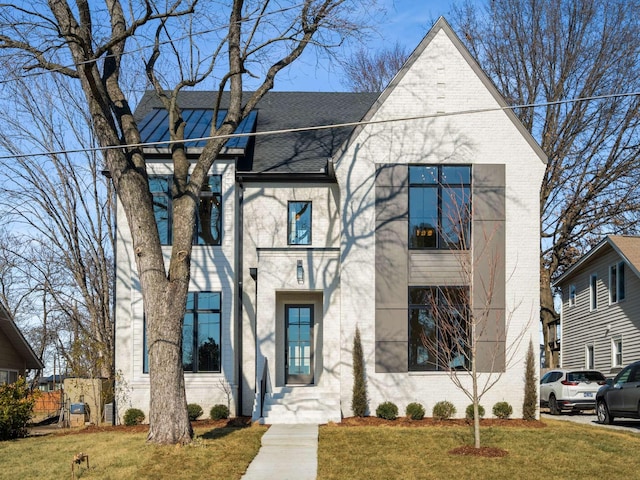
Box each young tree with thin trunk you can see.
[0,0,373,445]
[413,178,531,449]
[452,0,640,368]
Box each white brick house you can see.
[115,18,546,423]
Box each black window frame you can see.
[408,286,470,372]
[287,201,312,246]
[143,291,222,374]
[149,174,222,246]
[408,165,471,250]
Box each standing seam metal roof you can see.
[135,91,380,174]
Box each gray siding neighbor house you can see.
[554,236,640,376]
[0,303,43,383]
[115,18,546,423]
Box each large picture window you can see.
[288,201,312,245]
[409,165,471,249]
[143,292,221,373]
[183,292,222,373]
[150,175,222,245]
[408,286,470,371]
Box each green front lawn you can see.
[0,423,266,480]
[318,419,640,479]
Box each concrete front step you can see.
[261,387,341,424]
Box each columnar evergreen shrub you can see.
[187,403,203,421]
[405,402,425,420]
[351,326,368,417]
[432,401,456,420]
[210,404,229,420]
[0,378,36,440]
[465,404,485,420]
[493,402,513,419]
[376,401,398,420]
[522,340,538,420]
[123,408,145,426]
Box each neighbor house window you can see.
[612,338,623,367]
[609,262,625,304]
[409,165,471,249]
[143,292,221,373]
[0,370,18,385]
[589,274,597,311]
[288,201,312,245]
[150,175,222,245]
[586,345,594,369]
[408,286,470,371]
[569,284,576,307]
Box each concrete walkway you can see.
[242,424,318,480]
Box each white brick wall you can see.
[335,27,544,418]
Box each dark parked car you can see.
[596,360,640,424]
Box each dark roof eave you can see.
[142,146,246,157]
[237,171,337,184]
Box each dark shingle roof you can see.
[135,91,379,174]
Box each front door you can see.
[285,305,314,384]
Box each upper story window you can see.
[609,261,625,304]
[589,274,597,311]
[149,175,222,246]
[288,201,312,245]
[569,284,576,307]
[409,165,471,249]
[408,286,470,371]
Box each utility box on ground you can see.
[63,378,113,426]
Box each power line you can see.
[0,90,639,161]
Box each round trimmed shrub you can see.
[210,404,230,420]
[123,408,145,426]
[405,402,425,420]
[493,401,513,419]
[432,401,456,420]
[376,401,398,420]
[187,403,203,421]
[465,404,485,420]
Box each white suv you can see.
[540,369,606,415]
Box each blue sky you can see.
[271,0,466,91]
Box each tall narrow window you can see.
[197,176,222,245]
[609,262,626,304]
[150,176,171,245]
[569,284,576,307]
[182,292,222,373]
[409,165,471,249]
[149,175,222,246]
[288,201,312,245]
[408,286,470,371]
[589,274,598,311]
[586,345,594,369]
[613,338,623,367]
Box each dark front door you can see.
[285,305,314,384]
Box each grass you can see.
[0,423,266,480]
[318,419,640,479]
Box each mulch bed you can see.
[49,417,253,436]
[335,416,546,429]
